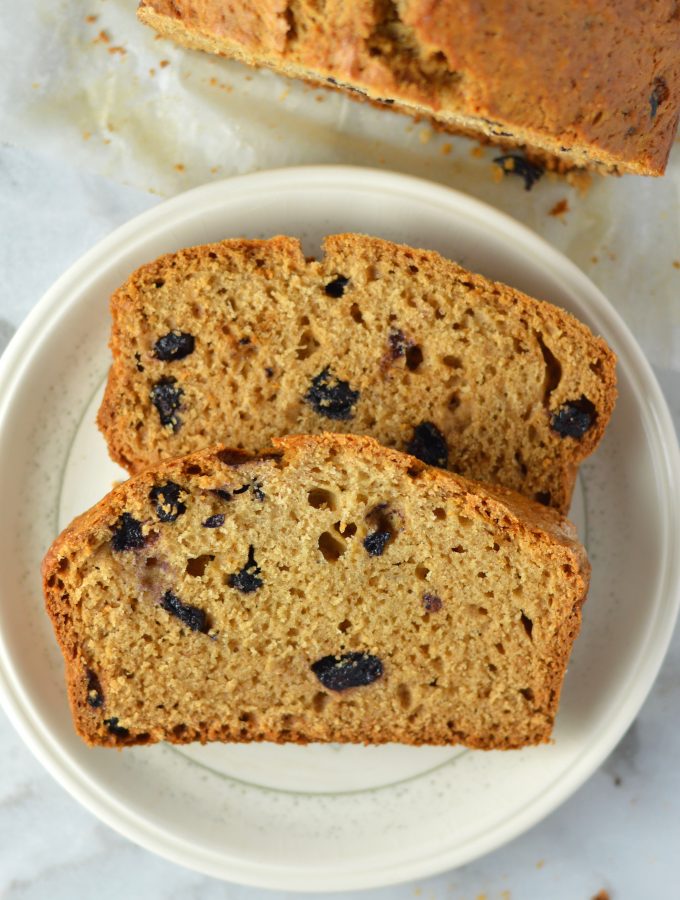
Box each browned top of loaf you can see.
[98,233,616,513]
[43,434,589,750]
[403,0,680,176]
[137,0,680,174]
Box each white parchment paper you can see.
[2,0,679,367]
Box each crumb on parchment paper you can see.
[549,198,570,217]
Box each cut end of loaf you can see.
[44,434,588,750]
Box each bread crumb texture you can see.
[43,434,589,749]
[137,0,680,174]
[98,234,616,513]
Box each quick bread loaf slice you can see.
[137,1,680,175]
[43,434,589,749]
[98,234,616,513]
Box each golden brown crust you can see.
[97,232,616,513]
[138,0,680,175]
[44,434,588,750]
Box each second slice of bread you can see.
[43,434,589,749]
[98,234,616,512]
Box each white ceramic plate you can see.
[0,167,678,891]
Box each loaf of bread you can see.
[43,434,589,749]
[98,234,616,513]
[137,0,679,175]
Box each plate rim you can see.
[0,164,679,891]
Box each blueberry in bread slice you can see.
[43,434,588,749]
[98,234,616,513]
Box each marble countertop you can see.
[2,132,680,900]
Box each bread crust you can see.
[137,0,680,175]
[44,434,589,750]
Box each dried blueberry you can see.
[151,378,183,432]
[153,331,195,361]
[650,76,669,119]
[311,653,383,691]
[550,397,597,438]
[211,488,233,502]
[105,717,129,737]
[149,481,186,523]
[363,530,391,556]
[265,366,275,379]
[160,589,209,633]
[227,545,263,593]
[493,154,544,191]
[203,514,225,528]
[406,422,449,468]
[324,276,349,298]
[111,513,145,552]
[233,483,250,495]
[304,367,359,420]
[86,669,103,708]
[423,593,443,613]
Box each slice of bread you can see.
[98,234,616,513]
[43,434,589,750]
